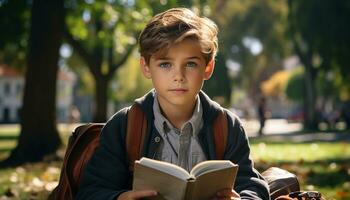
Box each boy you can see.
[76,7,269,200]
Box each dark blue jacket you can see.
[76,91,270,200]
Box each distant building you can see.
[0,65,23,123]
[0,64,76,123]
[56,69,77,122]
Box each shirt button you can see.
[154,136,161,143]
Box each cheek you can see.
[188,72,205,87]
[153,77,165,85]
[190,70,206,81]
[151,73,168,86]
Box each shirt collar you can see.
[153,92,203,136]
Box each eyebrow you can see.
[186,56,201,60]
[155,56,202,61]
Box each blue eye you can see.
[187,62,198,68]
[159,62,171,68]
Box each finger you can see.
[213,197,240,200]
[217,189,239,197]
[130,190,158,199]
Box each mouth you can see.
[169,88,188,93]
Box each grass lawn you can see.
[250,140,350,200]
[0,125,349,199]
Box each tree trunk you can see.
[295,41,318,130]
[93,75,109,122]
[303,61,318,130]
[296,44,318,130]
[0,0,64,167]
[288,0,319,131]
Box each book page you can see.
[138,157,190,180]
[190,160,237,177]
[133,158,238,200]
[133,158,189,200]
[190,163,238,200]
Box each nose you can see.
[173,66,185,83]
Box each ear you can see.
[140,57,151,79]
[203,59,215,80]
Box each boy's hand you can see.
[117,190,157,200]
[212,188,241,200]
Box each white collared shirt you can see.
[152,92,206,172]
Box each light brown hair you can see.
[138,7,218,65]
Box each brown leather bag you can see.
[48,105,227,200]
[48,123,104,200]
[262,167,300,200]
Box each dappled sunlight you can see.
[0,162,62,199]
[0,125,349,199]
[0,0,349,199]
[251,142,350,200]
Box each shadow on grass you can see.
[0,135,17,154]
[0,147,13,153]
[0,135,18,140]
[307,169,350,187]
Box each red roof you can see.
[0,64,21,77]
[58,69,75,82]
[0,64,75,82]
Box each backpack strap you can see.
[213,109,228,160]
[126,104,148,171]
[125,104,228,171]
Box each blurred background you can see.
[0,0,349,199]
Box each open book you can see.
[133,157,238,200]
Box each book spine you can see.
[184,180,195,200]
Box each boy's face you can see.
[140,39,214,111]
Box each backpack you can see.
[48,103,228,200]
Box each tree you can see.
[287,0,350,129]
[285,68,304,102]
[213,0,290,101]
[203,52,232,105]
[0,0,64,166]
[0,0,29,68]
[64,1,151,122]
[64,1,215,122]
[202,1,233,105]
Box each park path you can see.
[0,120,349,142]
[243,119,350,143]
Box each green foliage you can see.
[113,52,152,103]
[203,53,232,105]
[261,70,290,98]
[315,70,350,102]
[288,0,350,77]
[64,0,157,121]
[214,0,290,95]
[0,0,30,67]
[315,70,338,100]
[288,0,350,103]
[65,50,95,95]
[64,0,217,117]
[285,67,304,102]
[65,0,152,53]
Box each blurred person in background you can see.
[257,96,267,136]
